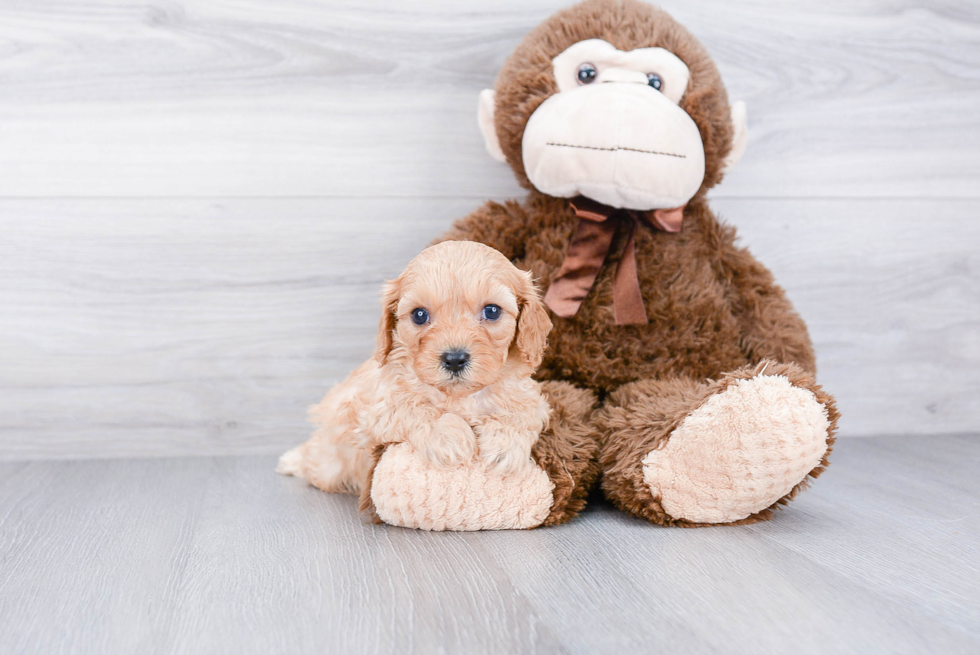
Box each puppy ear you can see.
[375,277,401,365]
[514,271,552,369]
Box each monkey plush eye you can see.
[577,63,597,85]
[410,308,429,326]
[481,304,502,321]
[646,73,663,91]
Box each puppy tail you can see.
[276,447,304,477]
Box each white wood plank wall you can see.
[1,1,978,459]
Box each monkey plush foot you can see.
[642,368,833,523]
[599,362,840,526]
[362,381,600,531]
[367,443,554,530]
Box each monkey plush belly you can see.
[538,310,749,394]
[521,207,750,394]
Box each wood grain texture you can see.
[2,197,978,459]
[1,1,978,455]
[0,436,978,654]
[0,0,977,198]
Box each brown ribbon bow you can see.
[543,196,685,325]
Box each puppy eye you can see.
[481,304,501,321]
[577,63,597,85]
[646,73,663,91]
[410,308,429,326]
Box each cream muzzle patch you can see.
[523,39,705,211]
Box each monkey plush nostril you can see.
[440,349,470,374]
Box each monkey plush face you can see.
[478,0,748,210]
[520,38,705,210]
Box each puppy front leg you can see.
[476,418,540,476]
[369,403,477,469]
[408,413,478,468]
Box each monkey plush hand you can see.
[366,0,839,529]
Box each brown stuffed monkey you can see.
[364,0,839,529]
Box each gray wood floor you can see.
[1,435,977,655]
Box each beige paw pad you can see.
[371,443,555,531]
[642,375,830,524]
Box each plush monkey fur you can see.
[368,0,839,527]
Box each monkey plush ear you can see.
[477,89,507,163]
[722,100,749,174]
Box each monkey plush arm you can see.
[721,243,817,374]
[434,200,533,261]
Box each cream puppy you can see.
[277,240,553,496]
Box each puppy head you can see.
[376,241,551,395]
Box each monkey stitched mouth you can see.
[546,142,686,158]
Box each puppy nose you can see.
[440,349,470,373]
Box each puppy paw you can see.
[276,447,303,476]
[478,430,534,476]
[417,413,477,468]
